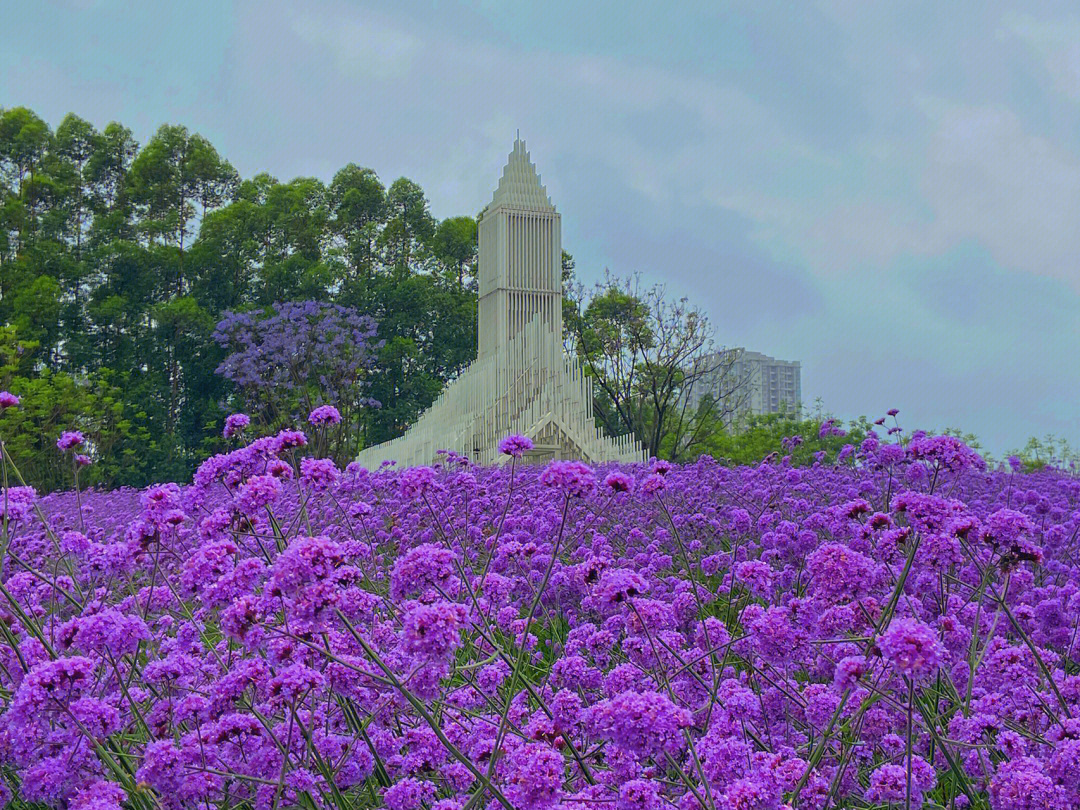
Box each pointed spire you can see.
[490,137,554,211]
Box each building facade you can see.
[688,349,802,418]
[355,139,645,468]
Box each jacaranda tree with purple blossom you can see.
[214,301,381,462]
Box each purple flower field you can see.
[1,427,1079,810]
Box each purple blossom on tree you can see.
[214,301,380,459]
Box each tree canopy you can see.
[0,107,479,490]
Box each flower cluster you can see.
[498,433,534,458]
[0,427,1078,810]
[223,412,250,439]
[56,430,84,451]
[308,405,342,426]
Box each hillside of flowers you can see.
[1,403,1079,810]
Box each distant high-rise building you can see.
[687,349,801,418]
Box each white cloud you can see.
[920,104,1080,289]
[258,1,805,214]
[738,102,1080,294]
[1005,12,1080,101]
[288,9,422,81]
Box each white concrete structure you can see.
[356,139,645,468]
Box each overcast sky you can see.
[3,1,1078,454]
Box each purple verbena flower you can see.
[603,471,634,493]
[499,433,534,458]
[540,460,596,497]
[585,690,692,758]
[308,405,342,426]
[402,602,467,659]
[505,743,564,810]
[878,618,946,681]
[400,466,438,499]
[57,430,85,451]
[223,413,250,439]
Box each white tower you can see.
[478,139,562,358]
[355,138,644,468]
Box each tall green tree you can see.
[129,124,237,293]
[432,215,477,291]
[361,272,476,444]
[329,163,385,291]
[0,107,51,199]
[85,122,138,241]
[379,177,435,272]
[256,177,334,304]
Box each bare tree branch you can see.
[564,272,749,459]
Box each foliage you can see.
[0,325,159,490]
[0,106,480,490]
[0,369,158,491]
[1006,433,1080,472]
[0,424,1076,809]
[690,406,869,466]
